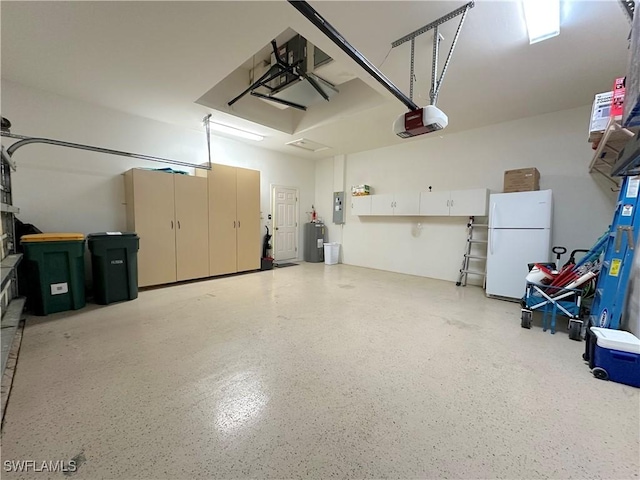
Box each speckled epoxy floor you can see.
[1,264,638,479]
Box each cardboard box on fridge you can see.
[503,168,540,193]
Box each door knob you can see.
[275,227,279,230]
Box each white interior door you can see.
[273,186,298,261]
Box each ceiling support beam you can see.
[391,2,475,47]
[250,92,307,111]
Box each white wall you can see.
[315,106,617,283]
[1,80,315,260]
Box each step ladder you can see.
[456,216,488,287]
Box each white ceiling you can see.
[0,1,631,159]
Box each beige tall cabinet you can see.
[207,165,260,275]
[124,169,209,287]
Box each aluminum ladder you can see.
[456,216,488,287]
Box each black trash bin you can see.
[88,232,139,305]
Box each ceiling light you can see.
[209,122,264,141]
[522,0,560,44]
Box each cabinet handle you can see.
[238,221,241,228]
[233,221,236,228]
[178,221,181,229]
[451,200,454,207]
[171,220,174,229]
[446,200,450,207]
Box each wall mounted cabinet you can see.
[352,188,489,217]
[370,193,420,216]
[420,189,489,217]
[125,169,209,287]
[351,196,372,216]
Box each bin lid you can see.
[88,232,138,239]
[21,233,85,243]
[590,327,640,354]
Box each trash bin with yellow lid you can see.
[21,233,86,315]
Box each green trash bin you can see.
[88,232,139,305]
[21,233,86,316]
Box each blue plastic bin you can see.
[589,327,640,388]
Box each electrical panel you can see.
[333,191,345,224]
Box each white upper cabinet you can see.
[369,192,421,216]
[353,188,488,217]
[419,191,451,216]
[370,194,395,216]
[393,192,421,216]
[351,195,372,216]
[449,189,489,216]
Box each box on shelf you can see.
[351,185,371,196]
[611,77,625,118]
[503,168,540,193]
[589,91,614,141]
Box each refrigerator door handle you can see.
[490,229,495,255]
[490,201,496,229]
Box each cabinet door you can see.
[370,194,394,216]
[236,167,261,272]
[351,196,372,215]
[450,189,489,217]
[174,175,209,281]
[132,169,177,287]
[393,192,420,216]
[208,165,238,276]
[419,191,451,216]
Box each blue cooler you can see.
[588,327,640,388]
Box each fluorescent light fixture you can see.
[208,122,264,141]
[522,0,560,44]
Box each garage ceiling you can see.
[0,1,631,158]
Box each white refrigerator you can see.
[486,190,553,299]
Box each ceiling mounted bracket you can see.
[288,0,420,111]
[228,37,330,109]
[393,1,474,107]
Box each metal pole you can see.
[409,38,415,101]
[434,4,471,100]
[203,114,213,170]
[430,27,440,106]
[1,132,212,170]
[288,0,420,111]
